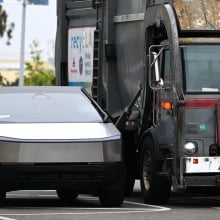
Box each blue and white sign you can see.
[0,0,48,5]
[29,0,48,5]
[68,26,95,90]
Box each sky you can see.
[0,0,57,61]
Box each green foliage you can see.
[0,40,55,87]
[0,72,10,86]
[24,69,55,86]
[24,40,56,86]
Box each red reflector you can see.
[193,158,199,164]
[126,121,135,126]
[185,99,218,108]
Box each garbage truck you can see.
[56,0,220,204]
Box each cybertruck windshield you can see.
[182,45,220,93]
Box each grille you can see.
[17,171,104,182]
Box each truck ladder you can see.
[92,0,104,104]
[92,29,100,102]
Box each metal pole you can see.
[19,0,26,87]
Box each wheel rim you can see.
[142,150,151,190]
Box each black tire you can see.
[56,189,79,201]
[123,132,136,196]
[140,136,171,204]
[124,152,136,196]
[125,175,135,196]
[99,190,124,207]
[0,191,6,207]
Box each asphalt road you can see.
[1,181,220,220]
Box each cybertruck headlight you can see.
[184,142,197,155]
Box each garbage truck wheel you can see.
[140,136,171,204]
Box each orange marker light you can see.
[193,158,199,164]
[161,101,172,110]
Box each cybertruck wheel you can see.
[140,136,171,204]
[56,189,79,201]
[123,132,136,196]
[125,175,135,196]
[0,191,6,207]
[99,190,124,207]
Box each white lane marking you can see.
[0,217,17,220]
[124,201,170,212]
[0,201,170,217]
[1,192,170,217]
[7,194,57,198]
[0,210,168,217]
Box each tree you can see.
[24,40,56,86]
[0,4,14,44]
[0,5,7,38]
